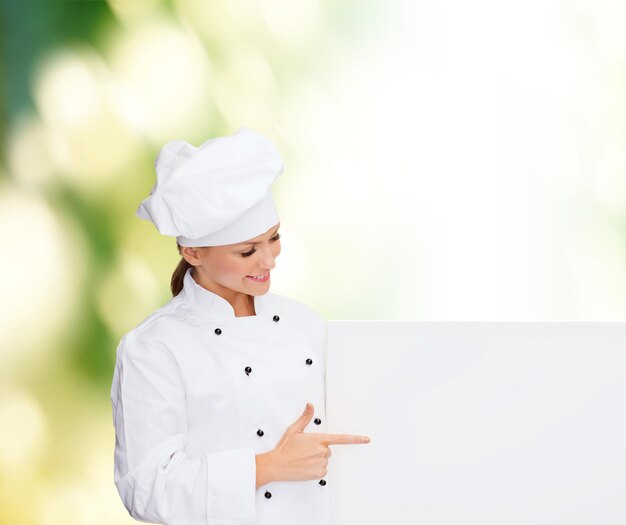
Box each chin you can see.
[247,289,269,298]
[242,278,269,291]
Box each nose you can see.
[261,258,275,272]
[253,243,277,272]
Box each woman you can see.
[110,127,371,525]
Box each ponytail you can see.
[171,242,193,296]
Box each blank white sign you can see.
[325,322,626,525]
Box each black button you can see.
[245,366,252,375]
[314,418,321,425]
[264,491,272,499]
[305,358,313,365]
[273,315,280,322]
[257,429,264,437]
[214,328,222,335]
[319,479,326,486]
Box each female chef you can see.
[110,127,371,525]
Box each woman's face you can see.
[182,222,281,296]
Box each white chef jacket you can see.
[110,267,330,525]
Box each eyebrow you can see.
[235,225,280,246]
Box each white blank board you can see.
[325,322,626,525]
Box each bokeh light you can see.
[0,387,47,474]
[7,114,56,188]
[0,184,87,367]
[33,46,140,191]
[107,17,215,145]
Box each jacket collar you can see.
[179,267,265,318]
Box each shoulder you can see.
[117,294,190,354]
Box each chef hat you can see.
[135,127,283,247]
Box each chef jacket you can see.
[110,267,330,525]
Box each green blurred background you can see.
[1,0,624,523]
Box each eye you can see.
[240,233,280,257]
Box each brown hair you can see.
[171,242,193,296]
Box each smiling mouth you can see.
[246,272,270,281]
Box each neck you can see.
[191,268,256,317]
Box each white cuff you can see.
[206,448,256,524]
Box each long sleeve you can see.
[110,335,257,525]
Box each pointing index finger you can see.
[316,433,371,445]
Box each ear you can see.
[181,246,202,266]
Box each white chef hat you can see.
[136,127,283,247]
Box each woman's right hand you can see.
[255,402,371,487]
